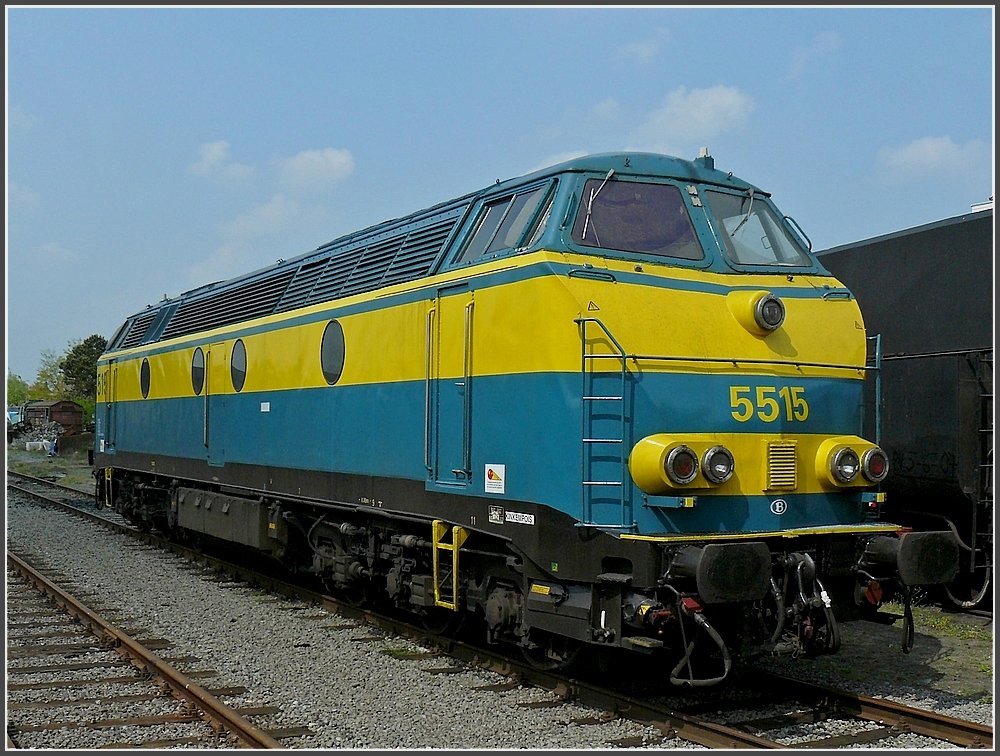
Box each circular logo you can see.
[770,499,788,515]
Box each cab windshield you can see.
[571,178,704,261]
[703,189,812,267]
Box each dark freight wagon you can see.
[817,206,994,609]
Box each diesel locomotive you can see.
[94,151,959,685]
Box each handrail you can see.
[203,351,210,448]
[574,317,628,357]
[575,316,633,530]
[424,307,436,472]
[461,299,475,477]
[881,347,993,361]
[783,214,813,251]
[574,316,870,373]
[582,351,867,373]
[868,334,882,445]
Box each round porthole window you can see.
[140,358,151,399]
[231,339,247,392]
[191,347,205,396]
[321,320,346,385]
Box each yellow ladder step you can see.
[431,520,468,611]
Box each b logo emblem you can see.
[770,499,788,515]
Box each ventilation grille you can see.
[161,270,295,340]
[340,236,406,297]
[140,201,469,344]
[276,216,460,311]
[273,258,328,313]
[380,220,455,288]
[767,442,798,490]
[119,311,158,349]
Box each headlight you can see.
[831,447,860,483]
[862,447,889,483]
[702,445,735,484]
[665,445,699,485]
[754,293,785,331]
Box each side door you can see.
[428,284,475,487]
[100,359,118,452]
[206,342,229,466]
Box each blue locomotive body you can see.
[94,152,959,683]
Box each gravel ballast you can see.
[6,498,668,749]
[6,495,993,749]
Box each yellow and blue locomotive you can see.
[94,151,959,684]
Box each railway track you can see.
[6,549,306,749]
[7,470,994,749]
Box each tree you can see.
[29,349,68,400]
[59,334,107,398]
[6,372,30,407]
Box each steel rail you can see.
[757,672,993,749]
[6,550,284,750]
[10,473,992,750]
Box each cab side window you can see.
[454,185,551,265]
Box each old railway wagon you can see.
[94,151,959,685]
[818,208,993,610]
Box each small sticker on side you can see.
[504,511,535,525]
[485,464,505,494]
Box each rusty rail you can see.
[7,550,284,749]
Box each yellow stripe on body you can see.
[99,250,868,402]
[620,522,904,543]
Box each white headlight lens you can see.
[754,293,785,331]
[832,448,860,483]
[702,445,735,484]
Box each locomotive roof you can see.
[106,151,763,352]
[511,151,759,193]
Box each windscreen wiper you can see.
[582,169,615,241]
[731,188,755,235]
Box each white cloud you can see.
[220,194,300,239]
[187,140,254,181]
[630,85,755,155]
[9,106,36,131]
[37,241,79,264]
[877,136,989,179]
[188,241,252,288]
[618,28,670,64]
[591,98,621,121]
[185,145,352,286]
[9,181,40,208]
[786,31,842,81]
[276,147,354,190]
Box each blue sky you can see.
[6,6,994,383]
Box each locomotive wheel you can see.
[519,631,582,671]
[419,606,465,636]
[322,578,370,608]
[943,564,992,610]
